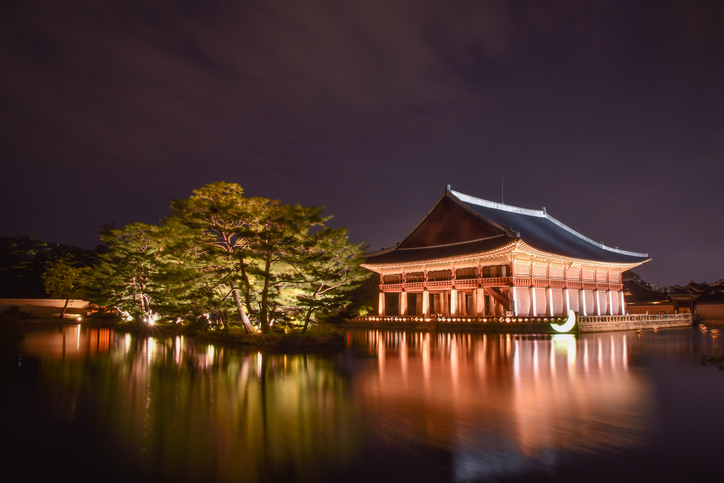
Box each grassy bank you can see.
[1,311,344,348]
[94,313,344,348]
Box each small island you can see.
[0,182,373,347]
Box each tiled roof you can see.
[623,279,670,304]
[450,189,650,264]
[364,187,650,267]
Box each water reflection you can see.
[18,328,360,482]
[15,327,662,482]
[347,330,653,482]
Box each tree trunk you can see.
[59,298,70,318]
[218,310,228,330]
[230,280,255,333]
[239,258,253,316]
[302,305,314,333]
[259,254,272,333]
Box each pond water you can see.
[1,325,723,482]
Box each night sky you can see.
[1,1,722,287]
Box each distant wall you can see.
[626,303,675,315]
[697,304,724,324]
[625,302,724,324]
[0,299,90,316]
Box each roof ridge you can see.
[448,187,649,258]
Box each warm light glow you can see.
[550,310,576,333]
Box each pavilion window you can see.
[513,263,530,276]
[456,267,477,279]
[406,271,425,283]
[428,269,452,281]
[532,264,547,277]
[383,274,402,284]
[482,265,506,278]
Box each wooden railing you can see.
[381,276,623,292]
[349,314,567,324]
[348,313,693,331]
[382,277,513,292]
[579,313,691,324]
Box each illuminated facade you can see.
[363,187,650,318]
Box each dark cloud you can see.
[0,0,722,286]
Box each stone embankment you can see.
[346,313,692,333]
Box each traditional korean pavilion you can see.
[363,187,651,319]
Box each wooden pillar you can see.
[531,286,537,317]
[422,289,430,316]
[475,289,484,316]
[378,292,385,316]
[450,288,458,315]
[400,291,407,316]
[511,286,517,316]
[548,287,554,316]
[594,290,601,316]
[564,288,571,313]
[620,291,626,315]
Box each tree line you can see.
[44,182,369,333]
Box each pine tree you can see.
[89,223,166,324]
[42,255,91,318]
[294,227,368,332]
[167,182,263,333]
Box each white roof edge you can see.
[449,188,649,259]
[450,189,546,217]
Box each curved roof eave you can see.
[448,188,650,264]
[512,240,651,271]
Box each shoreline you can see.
[0,314,344,349]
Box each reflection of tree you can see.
[24,332,362,482]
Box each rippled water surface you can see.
[1,325,723,482]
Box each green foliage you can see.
[88,223,167,324]
[42,255,91,317]
[86,182,367,333]
[0,236,96,298]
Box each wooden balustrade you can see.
[380,276,622,292]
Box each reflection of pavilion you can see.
[348,330,652,482]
